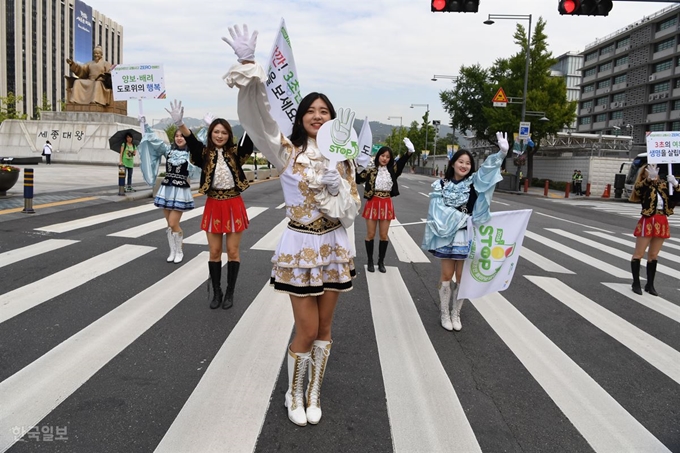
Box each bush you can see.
[530,178,568,191]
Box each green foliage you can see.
[0,92,28,124]
[165,124,178,143]
[34,93,52,120]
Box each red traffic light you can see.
[559,0,580,14]
[431,0,479,13]
[558,0,612,16]
[432,0,447,11]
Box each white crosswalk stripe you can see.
[2,201,679,452]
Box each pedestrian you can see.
[572,169,579,195]
[629,164,679,296]
[166,100,254,310]
[422,132,509,331]
[119,133,137,192]
[575,170,584,195]
[223,24,361,427]
[42,141,53,165]
[356,140,414,273]
[138,120,201,264]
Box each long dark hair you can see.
[289,92,336,151]
[444,149,475,182]
[171,129,187,150]
[374,146,396,178]
[206,118,235,152]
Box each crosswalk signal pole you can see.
[22,168,35,214]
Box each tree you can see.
[0,92,28,124]
[34,93,53,120]
[164,124,177,143]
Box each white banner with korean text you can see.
[111,64,166,101]
[458,209,532,301]
[266,19,301,138]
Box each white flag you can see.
[266,19,301,137]
[458,209,532,300]
[356,117,373,169]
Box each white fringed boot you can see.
[285,348,311,426]
[172,231,184,264]
[439,281,453,331]
[166,227,176,263]
[451,284,464,331]
[306,340,332,424]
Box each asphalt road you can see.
[0,172,678,453]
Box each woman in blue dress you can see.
[422,132,508,331]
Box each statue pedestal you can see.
[65,101,127,116]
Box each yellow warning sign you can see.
[492,87,508,104]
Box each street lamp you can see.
[410,103,430,166]
[388,116,403,153]
[485,13,532,191]
[526,110,550,122]
[432,74,460,82]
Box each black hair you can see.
[206,118,235,152]
[374,146,396,178]
[171,128,187,150]
[444,149,475,182]
[289,92,336,151]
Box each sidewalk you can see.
[496,184,629,201]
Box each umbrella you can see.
[109,129,142,153]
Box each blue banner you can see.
[73,0,93,64]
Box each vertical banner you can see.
[266,18,301,137]
[356,117,373,169]
[73,0,93,64]
[458,209,532,300]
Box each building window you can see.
[580,116,592,125]
[597,79,611,89]
[583,84,595,93]
[585,52,598,62]
[654,59,673,72]
[649,123,666,132]
[616,37,630,48]
[595,113,607,122]
[650,103,668,114]
[584,67,597,77]
[655,37,675,52]
[614,56,628,67]
[611,111,623,120]
[673,100,680,110]
[582,100,593,109]
[614,74,627,85]
[599,61,612,71]
[613,92,626,102]
[595,96,608,106]
[657,17,677,31]
[671,121,680,130]
[600,44,615,55]
[653,81,671,93]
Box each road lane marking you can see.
[0,239,79,269]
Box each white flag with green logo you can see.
[458,209,532,300]
[266,18,301,137]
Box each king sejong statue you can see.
[66,45,113,106]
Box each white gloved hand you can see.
[403,137,415,154]
[320,167,341,195]
[203,112,215,127]
[646,164,659,180]
[496,131,509,154]
[331,108,355,146]
[667,173,678,187]
[165,100,184,127]
[222,24,258,63]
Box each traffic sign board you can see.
[519,122,531,139]
[492,87,508,107]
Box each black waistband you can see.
[288,217,342,235]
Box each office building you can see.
[551,51,584,130]
[0,0,123,119]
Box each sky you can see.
[84,0,675,130]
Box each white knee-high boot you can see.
[439,281,453,331]
[306,340,332,424]
[166,227,176,263]
[285,348,311,426]
[172,231,184,264]
[451,285,464,331]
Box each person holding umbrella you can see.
[165,100,254,310]
[119,132,137,192]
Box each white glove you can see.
[667,173,678,187]
[203,112,215,127]
[331,108,355,146]
[320,167,341,196]
[403,137,415,154]
[646,164,659,180]
[222,24,258,63]
[496,131,509,154]
[165,100,184,127]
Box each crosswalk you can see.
[1,197,679,452]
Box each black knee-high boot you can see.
[365,240,375,273]
[209,261,223,309]
[631,259,642,295]
[223,261,240,309]
[644,260,659,296]
[378,240,388,273]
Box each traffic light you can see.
[431,0,479,13]
[558,0,613,16]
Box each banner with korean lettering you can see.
[266,19,301,137]
[111,64,166,100]
[458,209,532,301]
[646,131,680,164]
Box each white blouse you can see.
[375,166,393,192]
[211,151,236,190]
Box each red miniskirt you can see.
[201,196,249,233]
[633,214,670,238]
[362,195,395,221]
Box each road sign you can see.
[519,122,531,139]
[492,87,508,107]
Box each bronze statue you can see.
[66,45,112,106]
